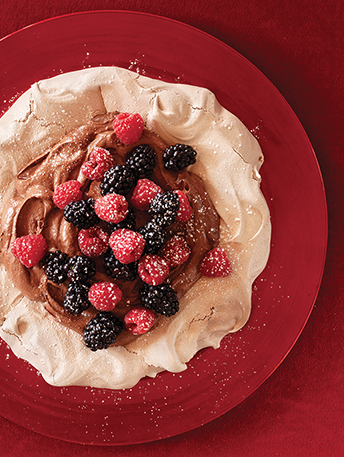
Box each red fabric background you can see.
[0,1,343,456]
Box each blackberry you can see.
[64,198,99,229]
[103,249,137,281]
[138,219,166,254]
[68,255,96,282]
[83,311,123,351]
[100,164,136,196]
[63,281,91,314]
[163,143,197,171]
[126,144,156,178]
[42,250,70,283]
[140,283,179,317]
[148,191,180,227]
[108,207,136,232]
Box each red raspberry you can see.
[138,254,169,285]
[88,282,122,311]
[200,247,232,277]
[124,307,155,335]
[81,147,115,181]
[94,193,128,223]
[78,226,109,257]
[53,180,82,209]
[174,190,193,222]
[109,228,145,264]
[130,178,162,211]
[113,112,144,145]
[160,235,191,268]
[11,234,48,268]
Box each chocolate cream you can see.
[0,112,219,345]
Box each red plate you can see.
[0,11,327,445]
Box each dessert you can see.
[0,67,271,389]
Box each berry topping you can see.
[174,190,193,222]
[126,144,156,179]
[100,164,136,196]
[88,282,122,311]
[124,307,155,335]
[138,254,169,286]
[64,198,100,229]
[68,255,96,282]
[94,193,129,224]
[53,180,82,209]
[103,249,138,281]
[113,112,144,145]
[78,227,109,257]
[149,191,180,227]
[140,283,179,317]
[108,207,136,232]
[81,147,115,181]
[64,281,91,314]
[11,234,48,268]
[84,311,123,351]
[138,219,166,254]
[130,178,162,211]
[160,235,191,268]
[109,228,145,264]
[163,143,197,171]
[42,250,70,283]
[200,247,232,277]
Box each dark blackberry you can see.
[64,198,99,229]
[42,250,70,283]
[83,311,123,351]
[108,207,136,232]
[103,249,138,281]
[63,281,91,314]
[100,164,136,196]
[148,191,180,227]
[163,143,197,171]
[140,283,179,317]
[126,144,156,178]
[138,219,166,254]
[68,255,96,282]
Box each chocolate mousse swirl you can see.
[0,113,219,341]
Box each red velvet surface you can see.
[0,1,343,455]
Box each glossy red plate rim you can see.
[0,11,327,445]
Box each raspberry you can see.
[138,254,169,286]
[124,307,155,335]
[78,227,109,257]
[200,247,232,277]
[160,235,191,268]
[109,228,145,264]
[130,178,162,211]
[81,147,115,181]
[11,234,48,268]
[94,193,128,224]
[88,282,122,311]
[174,190,193,222]
[108,207,136,232]
[113,112,144,145]
[53,180,82,209]
[84,311,123,351]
